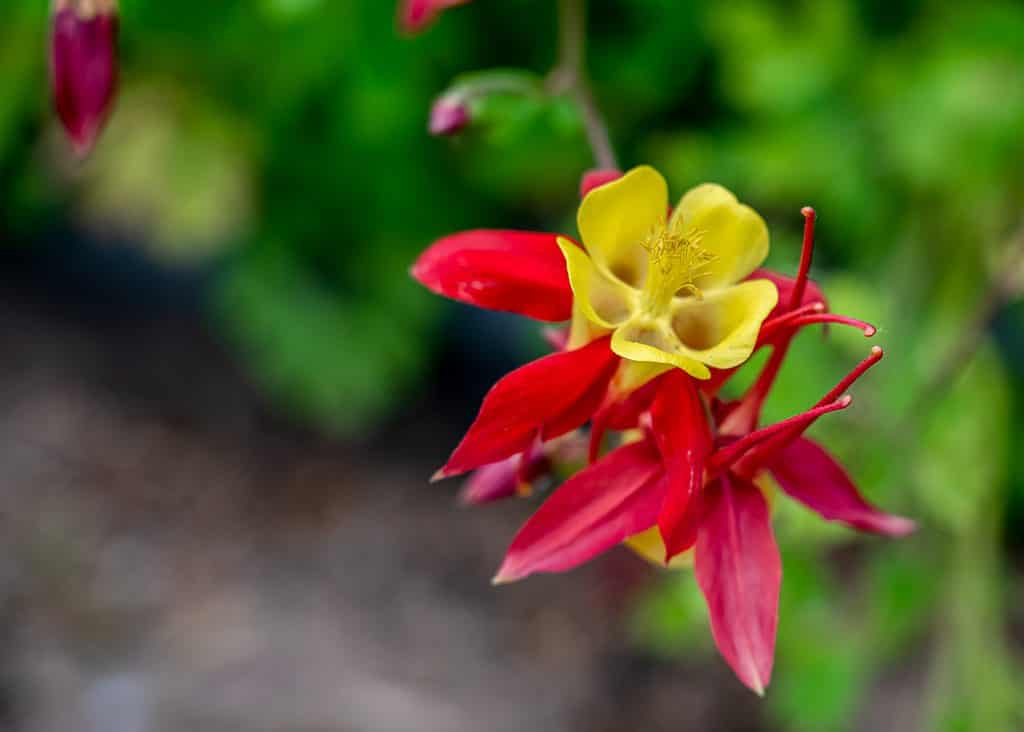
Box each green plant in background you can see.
[3,0,1022,727]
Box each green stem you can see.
[553,0,618,170]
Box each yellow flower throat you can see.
[640,224,716,314]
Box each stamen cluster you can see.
[641,224,713,301]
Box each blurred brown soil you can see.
[0,284,762,732]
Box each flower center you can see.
[639,223,715,314]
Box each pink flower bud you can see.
[399,0,471,35]
[579,168,623,198]
[429,98,470,136]
[50,0,119,157]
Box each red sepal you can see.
[588,374,662,463]
[459,453,522,505]
[412,230,574,322]
[650,371,713,559]
[769,437,915,536]
[435,337,617,479]
[493,440,664,583]
[459,438,550,505]
[696,475,781,696]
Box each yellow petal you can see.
[625,526,694,569]
[669,183,769,290]
[558,237,636,330]
[610,318,712,380]
[610,279,777,376]
[669,279,778,369]
[612,359,673,394]
[578,166,667,285]
[566,301,610,350]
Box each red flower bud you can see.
[50,0,119,157]
[429,98,470,136]
[579,168,623,198]
[398,0,471,35]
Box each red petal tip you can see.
[881,516,917,537]
[769,437,915,539]
[430,468,450,483]
[490,570,518,586]
[696,478,779,697]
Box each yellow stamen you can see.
[640,224,716,313]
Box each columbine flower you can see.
[486,209,913,695]
[559,166,779,380]
[414,166,787,481]
[410,165,910,693]
[398,0,471,34]
[50,0,119,156]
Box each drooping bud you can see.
[428,70,544,138]
[429,97,470,136]
[398,0,471,35]
[50,0,119,157]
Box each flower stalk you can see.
[550,0,618,170]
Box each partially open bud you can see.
[50,0,119,157]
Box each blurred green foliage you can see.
[0,0,1022,728]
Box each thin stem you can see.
[553,0,618,170]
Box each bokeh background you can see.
[1,0,1022,730]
